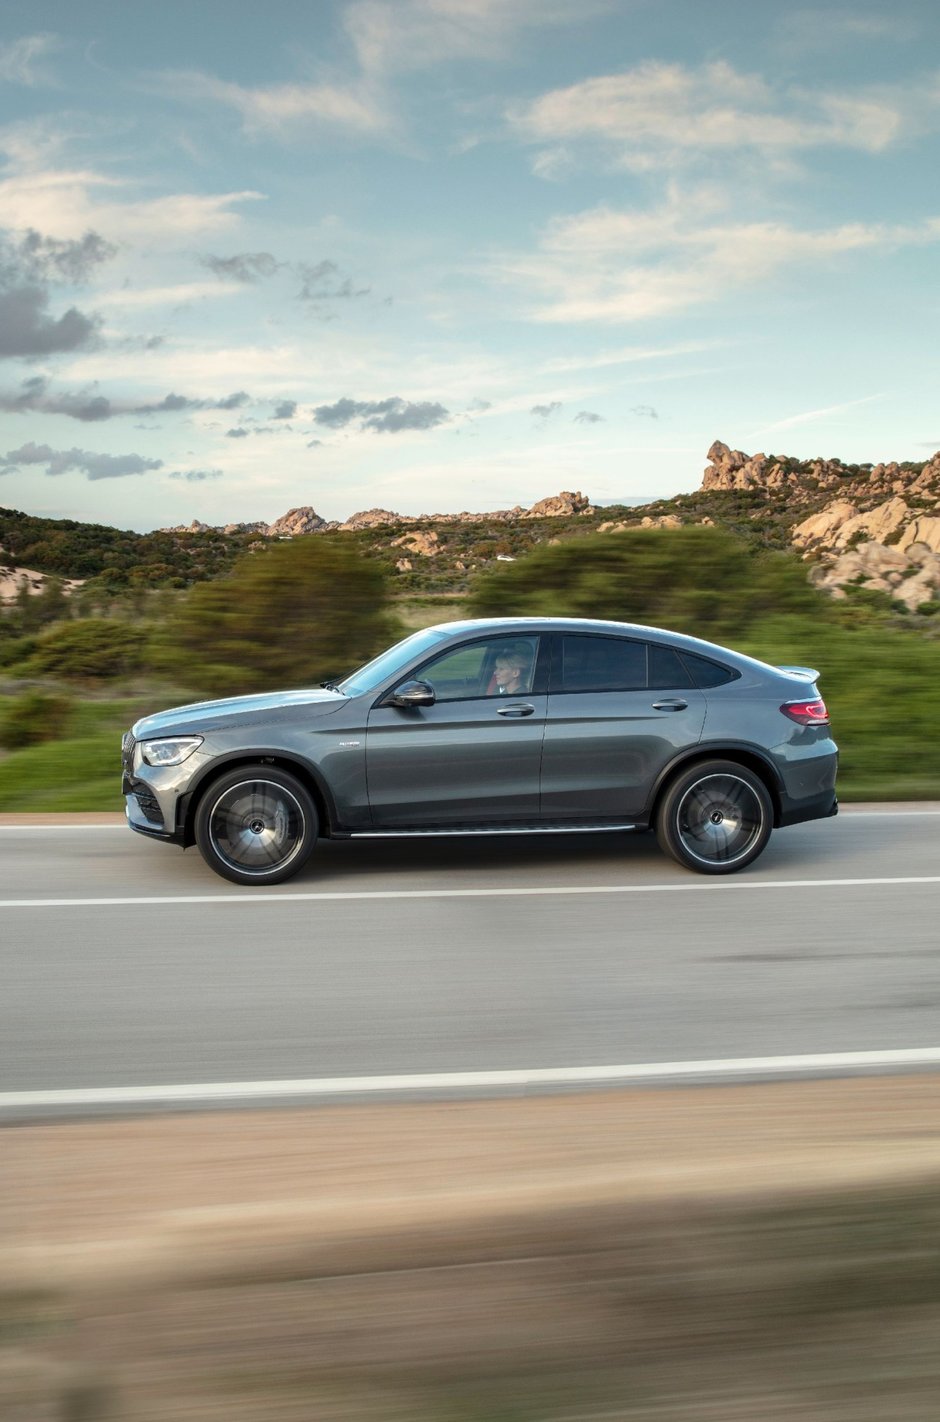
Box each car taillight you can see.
[781,698,829,726]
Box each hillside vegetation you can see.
[1,442,939,808]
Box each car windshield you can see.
[338,627,452,696]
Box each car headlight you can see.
[135,736,204,769]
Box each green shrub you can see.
[467,527,824,640]
[0,690,73,749]
[154,535,400,696]
[12,619,147,680]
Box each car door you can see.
[540,633,706,821]
[365,634,547,826]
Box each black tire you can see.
[194,765,318,885]
[656,759,773,875]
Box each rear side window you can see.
[558,635,647,692]
[649,644,696,690]
[679,651,739,688]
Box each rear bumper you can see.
[778,788,838,828]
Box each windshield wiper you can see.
[320,680,345,694]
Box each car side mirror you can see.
[385,679,436,708]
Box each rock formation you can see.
[522,490,593,518]
[268,507,331,537]
[706,441,940,610]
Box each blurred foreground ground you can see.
[4,1077,940,1420]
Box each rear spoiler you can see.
[776,665,820,681]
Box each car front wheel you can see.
[656,760,773,875]
[194,766,318,885]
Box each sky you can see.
[0,0,938,533]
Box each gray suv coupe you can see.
[121,617,838,885]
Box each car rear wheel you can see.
[194,766,318,885]
[656,760,773,875]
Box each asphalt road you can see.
[2,808,940,1114]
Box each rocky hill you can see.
[4,447,940,611]
[161,490,594,538]
[699,441,940,611]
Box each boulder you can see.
[832,497,911,549]
[791,502,859,548]
[390,531,441,556]
[523,491,593,518]
[898,517,940,555]
[268,506,329,537]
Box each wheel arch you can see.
[178,751,338,848]
[647,744,784,829]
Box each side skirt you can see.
[340,822,641,839]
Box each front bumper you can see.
[122,732,203,845]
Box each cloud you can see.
[96,281,240,309]
[157,2,594,147]
[0,286,98,357]
[215,390,249,410]
[345,0,597,76]
[531,400,562,418]
[226,427,249,438]
[134,392,200,414]
[0,227,112,359]
[313,395,450,432]
[273,400,297,419]
[161,69,389,139]
[0,377,112,420]
[509,59,907,172]
[0,167,263,243]
[168,468,224,482]
[9,228,116,283]
[630,405,658,419]
[498,189,940,323]
[0,441,163,480]
[200,251,282,282]
[0,380,260,420]
[198,250,371,311]
[574,410,603,423]
[0,34,60,87]
[297,259,370,305]
[749,393,883,436]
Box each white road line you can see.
[0,875,939,910]
[4,1047,940,1111]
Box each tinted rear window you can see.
[559,635,647,691]
[649,644,696,690]
[679,651,739,688]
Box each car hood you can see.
[132,687,345,739]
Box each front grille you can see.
[121,732,135,775]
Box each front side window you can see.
[419,637,540,702]
[340,627,451,696]
[558,635,647,692]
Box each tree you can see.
[467,527,825,640]
[156,536,400,695]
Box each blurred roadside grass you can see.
[2,609,940,809]
[0,695,171,812]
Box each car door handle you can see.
[496,703,535,717]
[651,699,688,712]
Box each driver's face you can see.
[495,659,521,686]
